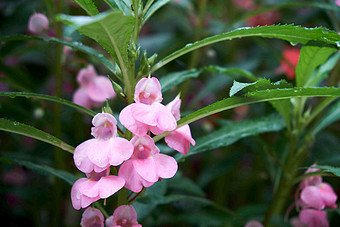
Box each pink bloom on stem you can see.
[336,0,340,7]
[299,209,329,227]
[300,182,337,210]
[73,65,116,109]
[71,169,125,210]
[80,207,104,227]
[28,13,49,35]
[119,135,178,192]
[74,113,133,173]
[119,77,177,136]
[164,97,195,155]
[106,205,142,227]
[279,48,300,80]
[244,220,263,227]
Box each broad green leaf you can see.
[153,87,340,142]
[57,11,134,70]
[312,99,340,135]
[0,157,77,185]
[151,25,340,72]
[0,35,119,75]
[143,0,173,23]
[175,114,285,161]
[315,165,340,177]
[104,0,131,15]
[0,118,74,153]
[296,43,336,87]
[0,91,96,116]
[307,51,340,87]
[72,0,99,16]
[160,69,201,92]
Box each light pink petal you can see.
[165,124,195,155]
[79,179,98,198]
[166,96,182,121]
[153,103,177,132]
[91,113,117,140]
[154,153,178,179]
[73,87,93,109]
[86,140,111,169]
[131,135,160,156]
[134,77,162,104]
[301,165,322,187]
[81,207,104,227]
[299,209,329,227]
[132,157,158,182]
[87,76,115,102]
[71,178,99,210]
[290,217,305,227]
[301,186,325,209]
[108,137,134,166]
[74,139,96,173]
[96,175,125,198]
[112,205,138,224]
[149,126,165,135]
[105,216,114,227]
[28,13,49,34]
[132,103,158,126]
[119,104,149,136]
[318,183,338,208]
[77,65,97,87]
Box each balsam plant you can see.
[1,0,340,226]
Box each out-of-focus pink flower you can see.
[106,205,142,227]
[164,97,195,155]
[119,77,177,136]
[300,166,322,188]
[80,207,104,227]
[28,13,49,35]
[299,209,329,227]
[246,10,280,27]
[119,135,178,192]
[0,73,9,91]
[279,48,300,80]
[300,182,337,210]
[3,166,27,185]
[336,0,340,7]
[4,56,19,66]
[233,0,255,10]
[244,220,263,227]
[71,169,125,210]
[73,65,116,109]
[290,217,306,227]
[74,113,133,173]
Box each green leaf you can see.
[312,99,340,135]
[296,43,337,87]
[160,69,201,92]
[315,165,340,177]
[0,118,74,153]
[57,11,134,70]
[168,172,205,197]
[103,0,131,15]
[153,87,340,142]
[151,25,340,72]
[0,35,119,75]
[175,114,285,161]
[72,0,99,16]
[0,91,96,116]
[143,0,173,23]
[0,157,77,185]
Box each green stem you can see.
[143,0,155,16]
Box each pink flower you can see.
[28,13,49,35]
[105,205,142,227]
[299,209,329,227]
[233,0,255,10]
[73,65,115,109]
[74,113,134,173]
[300,166,322,188]
[164,97,195,155]
[336,0,340,7]
[244,220,263,227]
[119,135,178,192]
[119,77,177,136]
[80,207,104,227]
[71,169,125,210]
[300,182,337,210]
[279,48,300,80]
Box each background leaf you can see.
[72,0,99,16]
[104,0,131,15]
[160,69,201,92]
[312,99,340,135]
[143,0,173,23]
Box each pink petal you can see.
[164,124,195,155]
[105,216,114,227]
[299,209,329,227]
[119,104,149,136]
[131,135,160,157]
[154,153,178,179]
[81,207,104,227]
[71,178,99,210]
[134,77,162,104]
[96,176,125,198]
[77,65,97,87]
[73,87,93,109]
[318,183,338,208]
[301,186,325,209]
[152,103,177,132]
[131,103,158,126]
[166,96,182,121]
[244,220,263,227]
[91,113,117,140]
[132,157,158,182]
[87,76,115,102]
[86,139,111,169]
[74,139,96,173]
[108,137,134,166]
[28,13,49,34]
[112,205,138,224]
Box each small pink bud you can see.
[80,207,104,227]
[28,13,49,35]
[91,113,117,140]
[106,205,141,227]
[134,77,162,104]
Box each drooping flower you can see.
[119,135,178,192]
[74,113,134,173]
[164,96,195,155]
[28,13,49,35]
[105,205,142,227]
[244,220,263,227]
[299,209,329,227]
[71,169,125,210]
[119,77,177,136]
[300,182,337,210]
[80,207,104,227]
[73,65,115,109]
[279,48,300,80]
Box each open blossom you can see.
[119,135,178,192]
[73,65,116,109]
[80,207,104,227]
[106,205,141,227]
[71,169,125,210]
[164,97,195,155]
[28,13,49,35]
[299,209,329,227]
[119,77,177,136]
[74,113,134,173]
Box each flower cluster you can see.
[71,76,195,224]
